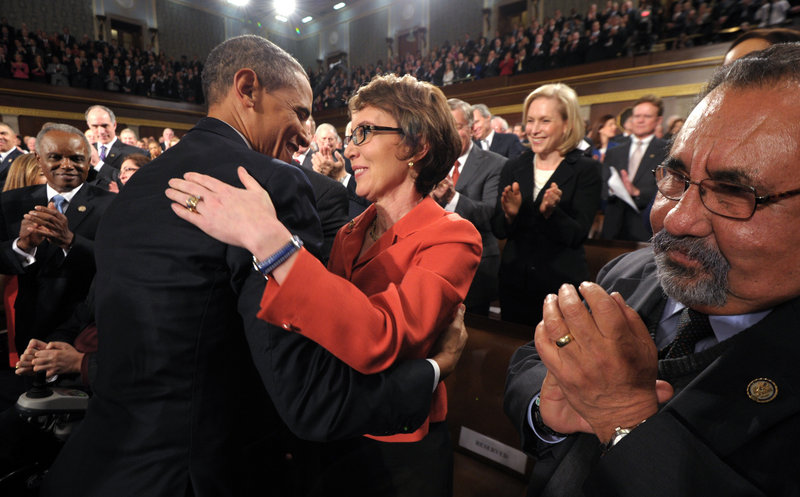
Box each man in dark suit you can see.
[310,122,369,219]
[84,104,148,171]
[295,159,349,264]
[472,103,525,159]
[433,99,506,315]
[0,122,25,189]
[504,44,800,496]
[601,94,668,241]
[44,35,461,497]
[0,123,114,370]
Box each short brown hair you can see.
[633,94,663,117]
[348,74,460,195]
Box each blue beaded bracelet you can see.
[252,235,303,280]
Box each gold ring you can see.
[555,334,574,348]
[185,195,201,213]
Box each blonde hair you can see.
[522,83,584,156]
[4,153,43,191]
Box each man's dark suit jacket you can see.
[601,137,667,241]
[483,132,525,159]
[0,183,115,353]
[491,148,602,325]
[452,146,505,313]
[301,150,367,220]
[504,248,800,497]
[0,147,24,189]
[86,163,120,191]
[296,162,349,263]
[43,117,436,497]
[96,139,147,170]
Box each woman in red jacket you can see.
[167,73,481,496]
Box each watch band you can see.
[252,235,303,280]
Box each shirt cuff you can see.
[527,393,568,444]
[12,238,37,267]
[425,358,440,392]
[443,192,460,212]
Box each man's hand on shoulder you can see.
[429,304,467,379]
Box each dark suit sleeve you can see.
[507,135,526,159]
[233,165,433,442]
[586,414,767,496]
[0,195,25,274]
[504,340,548,454]
[491,158,519,240]
[541,158,602,248]
[315,179,349,261]
[454,153,503,232]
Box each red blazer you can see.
[259,197,481,441]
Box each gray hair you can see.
[85,105,116,124]
[35,123,91,155]
[471,103,491,119]
[703,42,800,99]
[447,98,474,127]
[202,35,307,106]
[491,116,509,131]
[315,123,339,140]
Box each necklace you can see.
[368,218,382,242]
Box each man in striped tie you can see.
[0,123,114,405]
[505,43,800,496]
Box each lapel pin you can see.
[747,378,777,403]
[78,205,87,212]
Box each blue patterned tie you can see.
[52,194,67,214]
[99,145,107,160]
[664,308,714,359]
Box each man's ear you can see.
[233,68,259,108]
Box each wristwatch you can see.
[600,420,646,453]
[533,396,567,438]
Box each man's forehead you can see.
[633,102,657,114]
[672,86,800,183]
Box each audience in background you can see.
[588,113,620,162]
[0,21,204,103]
[0,123,24,189]
[601,94,669,241]
[118,128,138,146]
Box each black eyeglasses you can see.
[345,125,404,146]
[653,165,800,220]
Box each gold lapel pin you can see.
[747,378,778,403]
[77,205,87,212]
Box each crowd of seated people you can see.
[310,0,798,110]
[0,19,204,103]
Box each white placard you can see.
[458,426,528,474]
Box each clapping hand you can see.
[500,182,522,222]
[534,283,673,441]
[539,183,561,219]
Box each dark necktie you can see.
[52,194,67,214]
[451,160,460,185]
[664,308,714,359]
